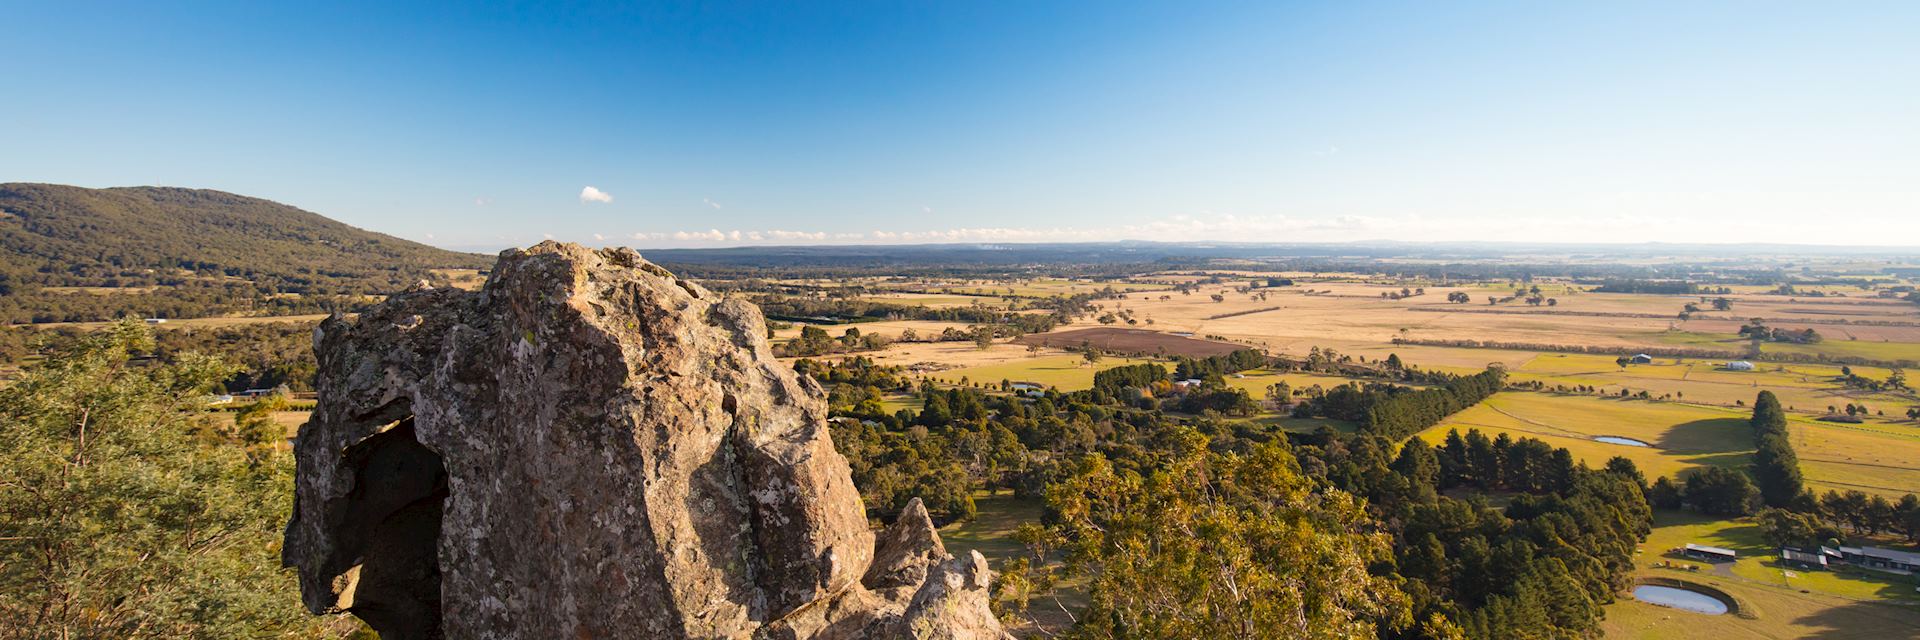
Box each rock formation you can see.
[284,242,1011,640]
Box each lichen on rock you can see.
[283,242,1009,639]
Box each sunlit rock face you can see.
[284,242,1009,640]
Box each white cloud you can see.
[474,197,491,207]
[704,198,723,210]
[593,233,606,241]
[579,186,614,204]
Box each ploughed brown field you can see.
[1013,327,1245,358]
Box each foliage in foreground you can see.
[1040,429,1410,639]
[0,321,340,639]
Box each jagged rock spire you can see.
[284,242,1009,640]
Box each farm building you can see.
[1682,543,1738,563]
[1828,545,1920,572]
[1780,548,1827,570]
[1628,354,1654,364]
[1724,361,1756,371]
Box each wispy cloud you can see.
[579,186,614,203]
[703,197,723,210]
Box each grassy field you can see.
[941,493,1084,634]
[940,492,1041,570]
[876,394,924,414]
[1789,416,1920,498]
[1416,393,1755,481]
[1506,353,1915,414]
[1601,510,1920,639]
[938,355,1164,391]
[1413,392,1920,499]
[1658,331,1920,366]
[832,275,1920,638]
[1221,368,1401,397]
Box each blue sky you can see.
[3,1,1917,248]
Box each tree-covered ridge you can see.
[0,183,487,322]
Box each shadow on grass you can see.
[1790,597,1920,639]
[1658,418,1753,454]
[1679,451,1757,470]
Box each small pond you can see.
[1594,436,1651,447]
[1632,585,1728,615]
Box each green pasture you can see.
[939,355,1165,391]
[1416,392,1755,482]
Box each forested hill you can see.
[0,183,488,323]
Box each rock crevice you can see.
[284,242,1010,640]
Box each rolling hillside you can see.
[0,183,487,323]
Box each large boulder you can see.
[283,242,1009,640]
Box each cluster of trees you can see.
[1756,492,1920,550]
[1022,432,1410,638]
[0,321,351,637]
[1678,297,1735,319]
[1591,280,1705,294]
[1287,427,1650,639]
[0,281,379,324]
[775,325,892,357]
[1090,362,1165,394]
[1738,319,1823,344]
[1170,348,1266,379]
[2,321,322,392]
[1086,353,1264,415]
[1430,429,1582,495]
[805,342,1640,638]
[1290,369,1506,440]
[1647,466,1761,516]
[1838,366,1910,393]
[1769,284,1839,297]
[1360,369,1507,439]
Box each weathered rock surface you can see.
[284,242,1010,640]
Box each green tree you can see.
[1756,508,1842,549]
[1749,391,1804,507]
[1682,466,1759,516]
[1041,430,1410,639]
[971,325,997,350]
[0,321,337,638]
